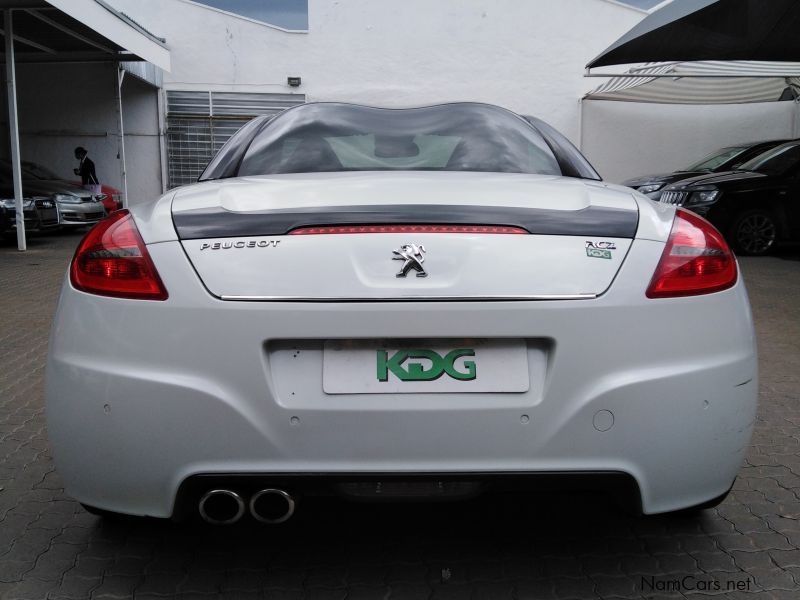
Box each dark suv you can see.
[659,140,800,255]
[623,140,790,201]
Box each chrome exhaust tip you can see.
[198,489,245,525]
[249,488,295,524]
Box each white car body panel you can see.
[46,170,758,518]
[170,172,633,213]
[171,172,638,300]
[181,234,632,300]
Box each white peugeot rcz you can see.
[46,103,757,524]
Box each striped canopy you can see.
[586,61,800,104]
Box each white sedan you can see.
[46,102,757,524]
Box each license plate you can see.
[322,339,530,394]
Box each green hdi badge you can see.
[586,248,612,259]
[585,240,616,259]
[377,349,476,382]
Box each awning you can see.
[0,0,170,71]
[587,0,800,70]
[586,61,800,104]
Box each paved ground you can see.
[1,231,800,600]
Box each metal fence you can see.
[165,91,305,188]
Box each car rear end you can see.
[101,185,123,211]
[94,192,116,214]
[45,103,757,522]
[46,176,756,520]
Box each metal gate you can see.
[165,91,305,188]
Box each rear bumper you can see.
[45,240,758,517]
[173,471,643,519]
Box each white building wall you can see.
[108,0,646,143]
[120,75,163,203]
[101,0,798,192]
[582,100,797,183]
[4,0,790,207]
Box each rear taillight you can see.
[70,210,168,300]
[646,208,737,299]
[289,224,528,235]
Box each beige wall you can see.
[582,100,797,183]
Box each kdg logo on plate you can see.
[377,349,476,381]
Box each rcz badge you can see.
[392,243,427,278]
[585,240,616,260]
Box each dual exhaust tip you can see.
[198,488,295,525]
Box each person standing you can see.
[73,147,99,187]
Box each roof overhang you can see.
[0,0,170,71]
[585,61,800,104]
[587,0,800,71]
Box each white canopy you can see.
[586,61,800,104]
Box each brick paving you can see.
[1,231,800,600]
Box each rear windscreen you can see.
[235,103,563,176]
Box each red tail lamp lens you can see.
[646,208,737,299]
[289,224,528,235]
[70,210,168,300]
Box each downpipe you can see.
[249,488,296,524]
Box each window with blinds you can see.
[165,91,305,188]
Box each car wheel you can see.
[730,210,778,256]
